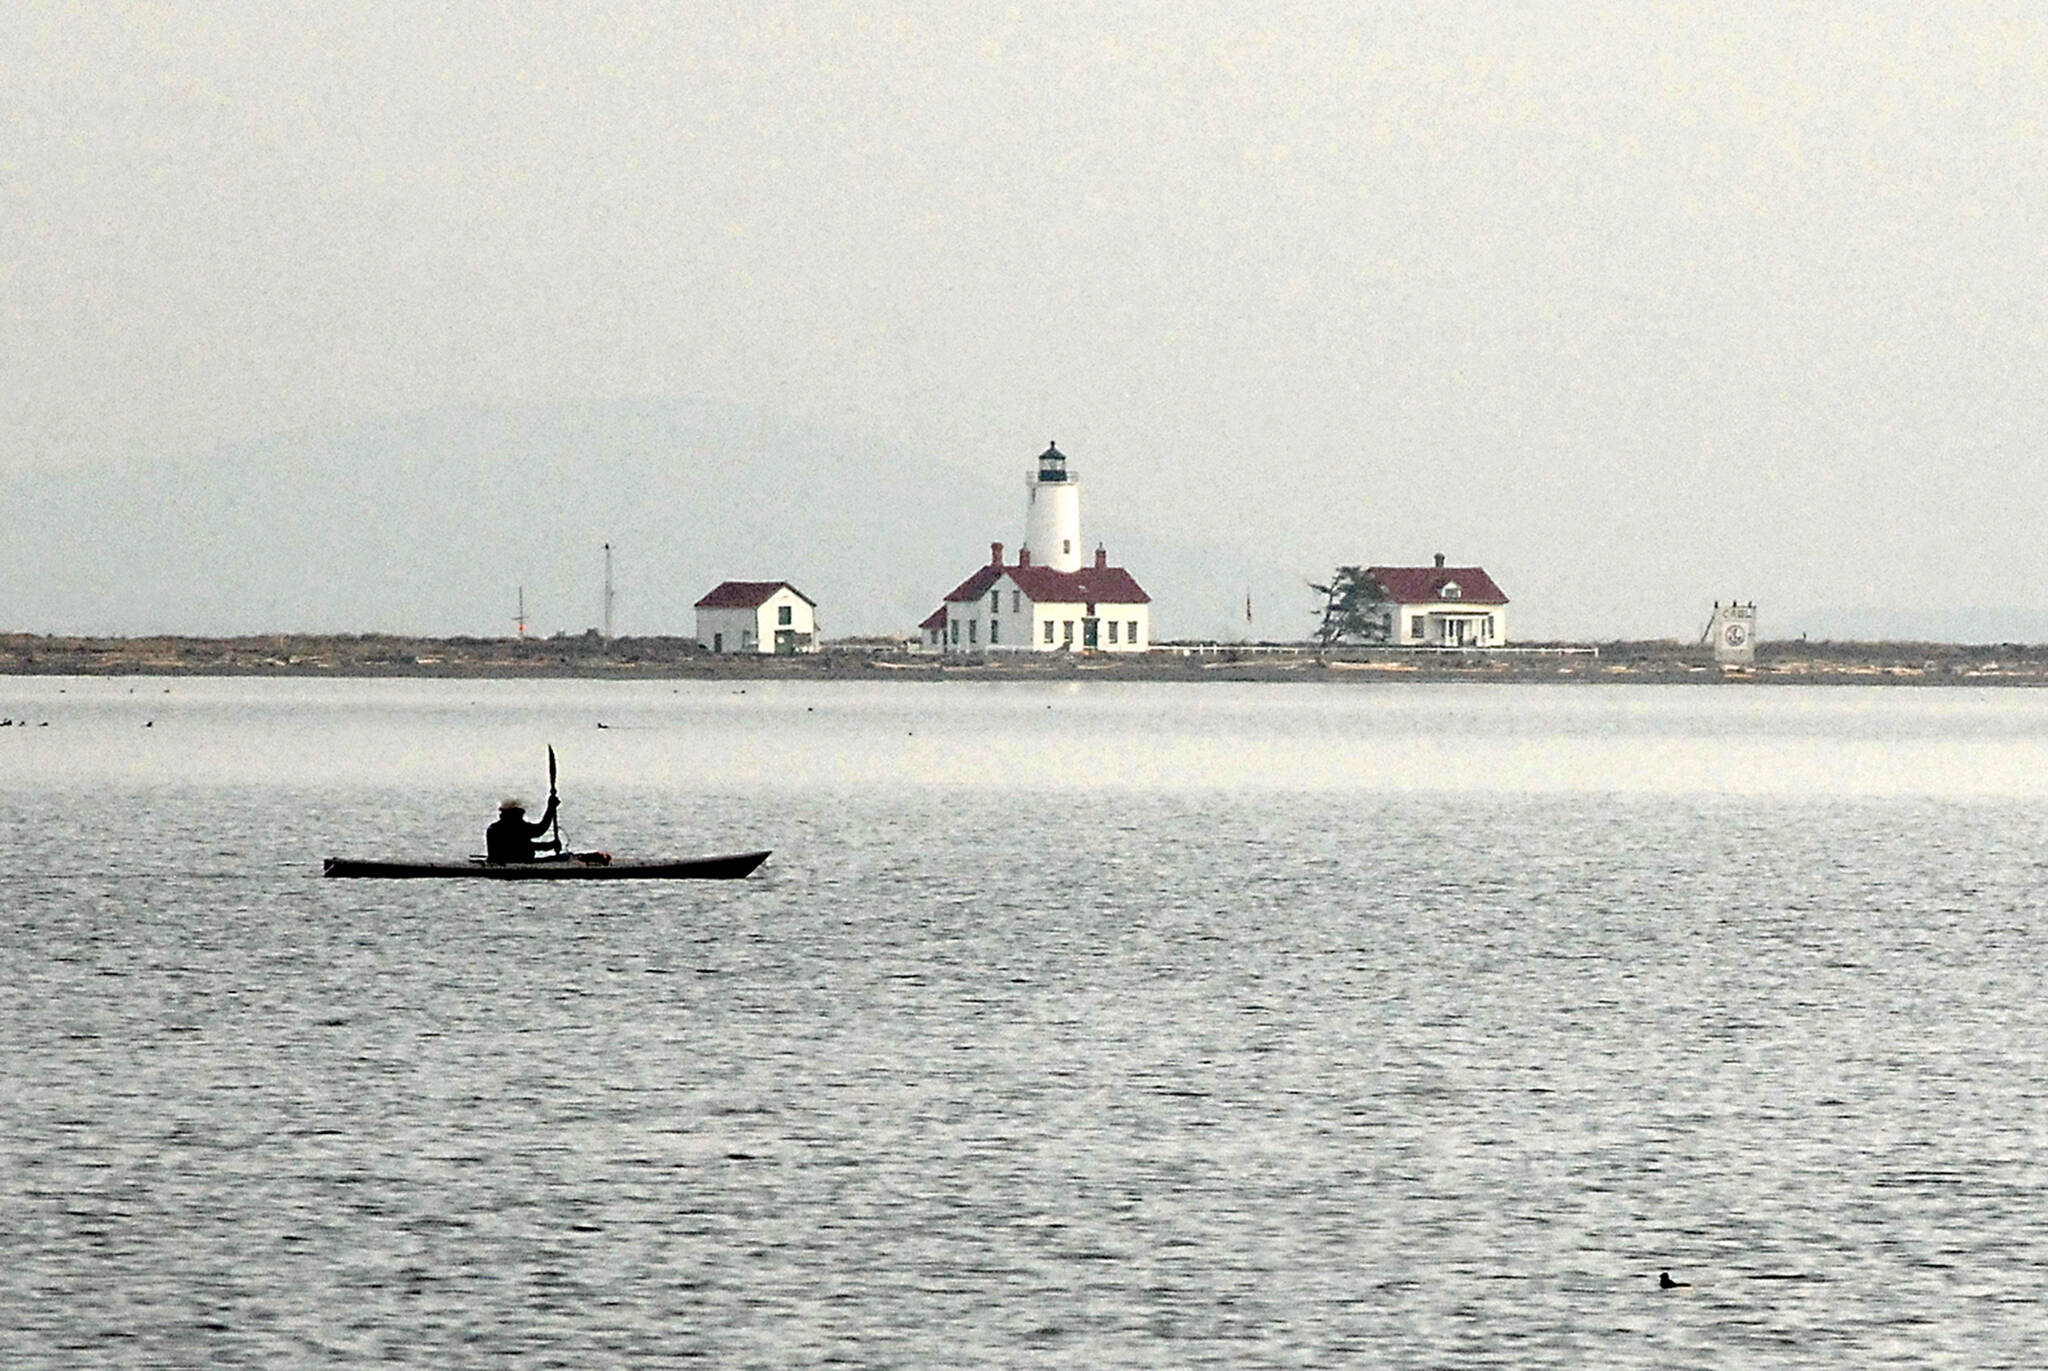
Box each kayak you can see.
[322,850,771,880]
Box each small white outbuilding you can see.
[694,581,819,654]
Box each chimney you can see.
[1434,552,1446,568]
[1094,543,1108,569]
[991,541,1004,567]
[1018,546,1032,567]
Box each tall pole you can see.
[516,585,527,638]
[603,542,614,641]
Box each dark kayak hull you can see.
[323,851,771,880]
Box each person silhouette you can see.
[485,795,560,863]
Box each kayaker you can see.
[486,796,560,863]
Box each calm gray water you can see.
[5,678,2048,1368]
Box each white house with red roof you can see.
[927,443,1152,653]
[937,541,1152,653]
[1370,555,1509,647]
[694,580,819,654]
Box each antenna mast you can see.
[602,542,615,641]
[516,585,528,638]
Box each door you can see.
[1082,618,1099,648]
[775,629,796,654]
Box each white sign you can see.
[1709,602,1757,666]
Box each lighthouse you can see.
[923,439,1152,654]
[1023,441,1083,572]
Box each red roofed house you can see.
[926,442,1152,654]
[694,580,819,654]
[1370,554,1509,647]
[936,541,1152,654]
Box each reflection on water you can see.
[4,679,2048,1367]
[11,676,2048,799]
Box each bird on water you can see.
[1659,1271,1690,1289]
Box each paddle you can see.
[547,744,563,853]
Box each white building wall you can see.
[758,587,818,653]
[696,606,759,653]
[939,584,1150,655]
[942,579,1012,654]
[1026,599,1150,653]
[1389,600,1508,647]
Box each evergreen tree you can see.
[1310,566,1393,649]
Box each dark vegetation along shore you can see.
[8,633,2048,685]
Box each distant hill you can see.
[0,399,1311,641]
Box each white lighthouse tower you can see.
[923,439,1153,654]
[1024,441,1083,572]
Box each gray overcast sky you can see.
[5,3,2045,639]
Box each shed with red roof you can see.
[694,580,819,654]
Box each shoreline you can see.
[7,633,2048,686]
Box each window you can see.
[1440,582,1461,600]
[1127,620,1138,644]
[712,633,723,653]
[1484,615,1495,640]
[778,604,793,625]
[1410,617,1425,641]
[1107,621,1119,644]
[990,619,1000,644]
[990,591,1000,614]
[1012,591,1021,613]
[1063,620,1074,643]
[1043,620,1055,644]
[968,620,978,645]
[950,621,959,644]
[1063,539,1072,555]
